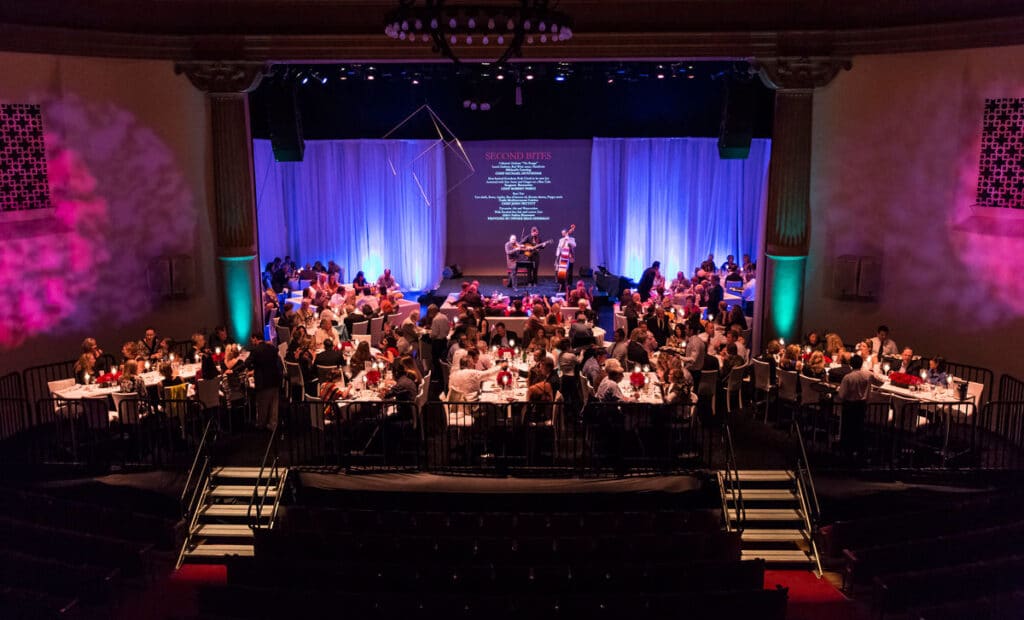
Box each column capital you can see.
[174,61,270,94]
[753,56,852,91]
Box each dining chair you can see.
[724,363,748,414]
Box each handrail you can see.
[248,424,280,530]
[175,455,211,569]
[794,468,824,577]
[722,423,745,530]
[790,419,820,521]
[180,418,216,514]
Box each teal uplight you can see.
[765,254,807,344]
[219,256,256,344]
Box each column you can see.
[176,62,270,345]
[753,57,851,346]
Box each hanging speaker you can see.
[267,82,304,162]
[718,78,755,160]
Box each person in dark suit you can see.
[645,305,671,347]
[637,261,660,302]
[893,347,923,375]
[705,275,724,320]
[489,322,511,347]
[314,339,345,367]
[246,335,283,430]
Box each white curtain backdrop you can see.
[589,137,771,282]
[254,139,447,291]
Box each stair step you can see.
[741,549,813,563]
[200,504,267,519]
[209,485,277,498]
[728,489,797,501]
[184,543,255,558]
[211,467,277,479]
[194,524,255,539]
[743,508,804,521]
[735,470,795,481]
[741,529,807,542]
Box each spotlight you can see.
[480,102,491,111]
[496,73,505,80]
[463,99,472,108]
[319,74,328,85]
[554,74,565,82]
[412,78,420,85]
[525,73,535,81]
[656,73,665,79]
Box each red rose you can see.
[365,370,381,385]
[496,371,513,387]
[629,372,646,388]
[888,372,923,386]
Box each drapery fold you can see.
[254,139,447,292]
[589,137,770,282]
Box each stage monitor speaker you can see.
[267,83,304,162]
[718,79,755,160]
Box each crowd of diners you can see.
[65,246,949,439]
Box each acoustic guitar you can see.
[519,238,553,259]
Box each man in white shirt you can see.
[682,322,706,383]
[429,306,450,371]
[447,351,506,400]
[870,325,899,358]
[376,268,399,292]
[837,355,882,458]
[595,358,626,402]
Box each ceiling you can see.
[1,0,1023,60]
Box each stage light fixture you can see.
[384,1,574,64]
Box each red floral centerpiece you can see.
[97,371,122,387]
[365,369,382,386]
[340,341,354,350]
[498,347,515,358]
[629,372,647,389]
[496,370,513,389]
[211,353,224,364]
[888,372,923,389]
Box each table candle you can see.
[144,361,151,370]
[83,372,90,384]
[215,347,221,355]
[169,353,175,362]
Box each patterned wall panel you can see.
[0,104,50,213]
[977,98,1024,209]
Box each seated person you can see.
[376,268,400,292]
[208,325,230,352]
[447,353,506,400]
[927,356,948,386]
[567,280,593,306]
[894,347,922,375]
[158,362,184,389]
[802,350,828,381]
[663,367,694,407]
[595,358,626,402]
[319,368,353,420]
[314,339,345,367]
[351,270,373,295]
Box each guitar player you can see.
[523,226,543,285]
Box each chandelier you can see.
[384,0,575,64]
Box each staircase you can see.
[177,466,284,566]
[723,469,817,570]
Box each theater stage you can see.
[292,471,714,512]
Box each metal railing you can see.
[282,399,703,474]
[181,417,217,518]
[720,423,744,531]
[175,418,217,569]
[791,419,822,576]
[999,374,1024,403]
[249,424,287,531]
